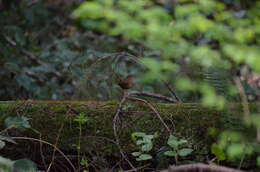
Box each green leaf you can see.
[131,152,141,157]
[0,141,5,150]
[226,143,245,159]
[167,135,179,149]
[131,132,146,138]
[74,113,88,124]
[141,143,153,152]
[257,156,260,167]
[72,2,104,19]
[136,140,145,145]
[4,117,31,129]
[178,139,188,145]
[211,143,226,160]
[178,148,193,157]
[164,151,177,157]
[207,127,217,136]
[13,159,37,172]
[136,154,152,161]
[0,156,14,172]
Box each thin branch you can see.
[12,136,76,172]
[113,91,137,171]
[233,77,250,124]
[127,97,172,135]
[129,91,181,104]
[47,117,66,172]
[233,77,260,143]
[162,81,182,102]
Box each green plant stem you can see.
[76,122,82,172]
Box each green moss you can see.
[0,101,259,164]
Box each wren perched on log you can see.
[118,75,134,90]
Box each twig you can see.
[162,81,182,102]
[233,77,250,124]
[129,91,181,104]
[113,91,137,171]
[47,117,66,172]
[12,136,76,172]
[38,133,48,171]
[234,77,260,143]
[127,97,172,135]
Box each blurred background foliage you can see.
[0,0,259,104]
[0,0,259,168]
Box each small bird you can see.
[118,75,134,90]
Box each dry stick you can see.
[38,133,48,171]
[129,91,180,104]
[113,91,137,171]
[161,163,245,172]
[127,97,172,135]
[233,77,255,169]
[12,137,76,172]
[233,77,250,123]
[112,90,175,170]
[235,76,260,143]
[163,81,182,102]
[47,118,66,172]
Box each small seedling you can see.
[164,135,193,163]
[131,132,158,161]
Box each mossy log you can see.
[0,101,259,170]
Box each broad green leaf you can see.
[167,135,179,149]
[164,151,177,157]
[141,143,153,152]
